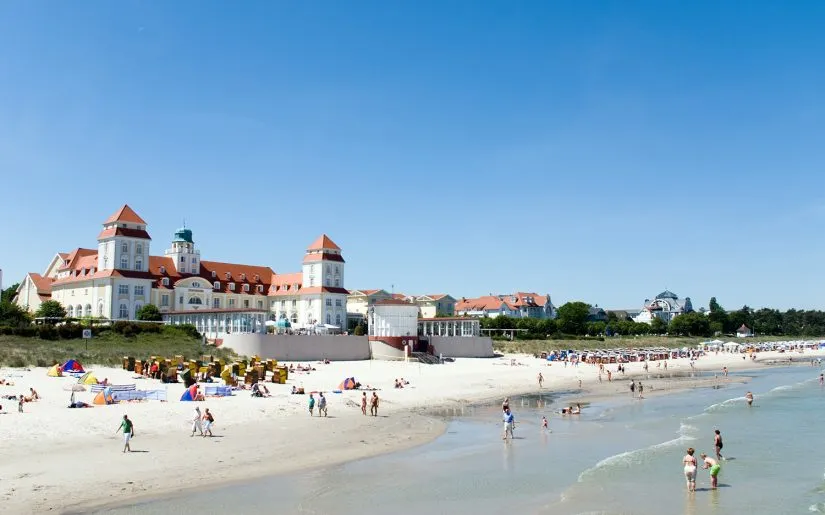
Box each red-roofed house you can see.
[455,292,555,319]
[18,205,348,335]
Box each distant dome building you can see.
[633,290,693,324]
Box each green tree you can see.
[668,312,711,337]
[707,297,729,333]
[649,317,667,335]
[586,321,606,336]
[1,283,20,304]
[0,300,31,327]
[136,304,163,321]
[353,323,365,336]
[728,305,753,333]
[35,300,67,320]
[556,302,591,335]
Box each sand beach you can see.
[1,347,822,514]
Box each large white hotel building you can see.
[14,205,348,336]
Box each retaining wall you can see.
[221,334,371,361]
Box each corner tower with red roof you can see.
[97,204,151,272]
[300,234,348,328]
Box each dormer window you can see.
[243,284,250,292]
[211,271,217,278]
[254,274,260,282]
[295,284,300,291]
[284,285,289,291]
[160,266,166,274]
[240,273,246,281]
[225,272,231,280]
[257,285,264,293]
[192,281,200,288]
[213,281,220,290]
[229,282,235,291]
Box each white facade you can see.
[21,205,348,335]
[368,302,419,338]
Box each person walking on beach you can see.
[607,370,612,382]
[308,393,315,416]
[191,407,203,436]
[361,392,367,415]
[202,408,214,437]
[638,381,644,399]
[116,414,134,453]
[644,361,649,372]
[370,392,379,416]
[630,380,636,396]
[18,395,24,413]
[318,392,328,417]
[701,453,721,489]
[537,373,544,388]
[502,407,515,440]
[714,429,724,460]
[745,391,754,407]
[683,447,698,492]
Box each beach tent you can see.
[338,378,357,390]
[61,359,85,373]
[180,384,199,401]
[93,387,115,405]
[47,364,63,377]
[78,372,99,385]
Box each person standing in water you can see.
[745,391,754,407]
[819,373,824,387]
[701,453,721,489]
[630,380,636,396]
[714,429,724,460]
[638,381,644,399]
[537,373,544,388]
[541,415,548,431]
[502,407,515,440]
[682,447,697,492]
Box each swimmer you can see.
[714,429,724,460]
[683,447,698,492]
[820,373,824,387]
[745,391,753,407]
[700,453,721,489]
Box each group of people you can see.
[394,378,409,389]
[682,430,724,491]
[629,380,645,399]
[308,392,328,417]
[361,391,380,416]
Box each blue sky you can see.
[1,1,824,310]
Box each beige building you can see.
[349,291,456,319]
[347,289,393,316]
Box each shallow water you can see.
[94,366,825,515]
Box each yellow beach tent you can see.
[47,364,63,377]
[78,372,99,385]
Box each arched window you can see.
[134,302,142,315]
[76,305,82,318]
[326,313,331,324]
[119,303,129,319]
[291,313,298,324]
[135,258,143,271]
[120,256,128,269]
[67,306,74,317]
[188,297,203,305]
[213,281,220,290]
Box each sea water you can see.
[94,366,825,515]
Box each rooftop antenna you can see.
[182,218,186,229]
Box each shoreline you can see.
[1,349,821,514]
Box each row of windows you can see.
[119,256,144,271]
[117,285,145,296]
[121,242,145,255]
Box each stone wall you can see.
[221,334,371,361]
[428,336,494,358]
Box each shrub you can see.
[121,325,136,338]
[162,324,201,340]
[57,323,83,340]
[0,326,13,335]
[13,326,37,337]
[38,324,59,340]
[9,355,26,368]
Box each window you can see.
[119,303,128,319]
[121,242,128,254]
[240,273,246,281]
[336,314,342,326]
[192,281,200,288]
[244,299,250,308]
[291,300,297,308]
[162,278,169,286]
[179,296,184,304]
[180,256,185,262]
[161,295,169,307]
[213,281,220,290]
[229,299,235,307]
[257,300,263,309]
[326,298,332,306]
[98,303,104,316]
[257,285,264,293]
[335,299,342,307]
[67,306,74,317]
[118,285,129,295]
[281,300,286,309]
[270,300,275,308]
[334,278,340,287]
[229,283,235,291]
[136,243,143,255]
[335,266,339,274]
[180,266,187,273]
[135,286,145,296]
[213,298,220,308]
[160,266,166,274]
[243,284,250,292]
[211,271,217,278]
[191,257,197,264]
[134,302,142,315]
[188,297,203,305]
[326,313,331,324]
[291,313,298,324]
[225,272,231,279]
[120,256,128,269]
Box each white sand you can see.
[0,348,822,513]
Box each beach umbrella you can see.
[63,384,86,392]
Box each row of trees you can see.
[480,299,825,339]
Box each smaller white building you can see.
[736,324,753,338]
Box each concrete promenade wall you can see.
[368,340,406,359]
[221,334,371,361]
[429,336,494,358]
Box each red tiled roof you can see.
[391,293,409,300]
[269,272,303,296]
[427,294,451,300]
[356,289,382,296]
[302,252,345,263]
[104,204,146,225]
[300,286,349,295]
[28,273,54,295]
[97,227,152,240]
[57,248,97,271]
[456,295,508,312]
[306,234,341,251]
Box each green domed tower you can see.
[165,223,200,274]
